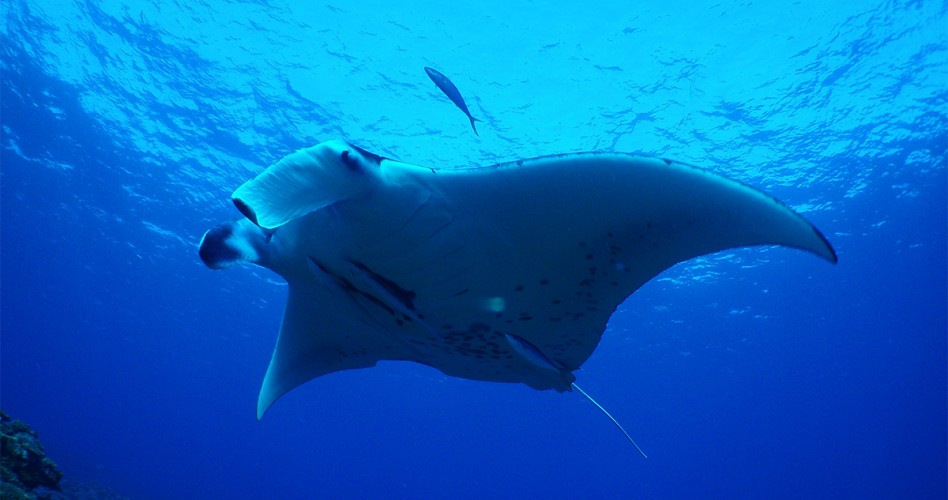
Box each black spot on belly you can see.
[514,285,524,291]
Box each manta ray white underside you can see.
[199,140,836,446]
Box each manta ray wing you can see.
[411,152,836,372]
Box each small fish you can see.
[424,66,481,136]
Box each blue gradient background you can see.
[2,1,945,498]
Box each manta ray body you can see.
[199,140,835,450]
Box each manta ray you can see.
[199,140,836,456]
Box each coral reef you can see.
[1,410,63,499]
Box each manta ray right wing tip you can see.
[812,224,839,264]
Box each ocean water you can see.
[1,0,945,498]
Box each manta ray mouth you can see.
[199,220,268,269]
[199,223,241,269]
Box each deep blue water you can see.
[2,1,946,498]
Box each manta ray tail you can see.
[572,383,648,459]
[503,333,646,456]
